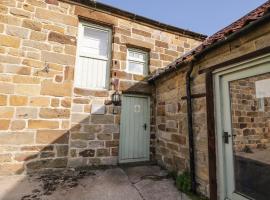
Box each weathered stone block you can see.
[0,163,24,175]
[29,97,50,107]
[71,113,89,123]
[0,54,21,64]
[35,8,78,26]
[15,84,40,96]
[6,25,29,39]
[0,107,14,118]
[11,120,26,130]
[30,31,47,41]
[56,145,68,157]
[26,0,46,7]
[73,98,90,104]
[45,0,59,5]
[51,98,60,107]
[97,133,112,140]
[36,130,69,144]
[48,32,76,45]
[39,108,70,119]
[71,132,95,140]
[23,40,50,51]
[70,141,87,148]
[5,65,31,75]
[0,35,20,48]
[0,82,14,94]
[105,140,119,148]
[16,107,38,119]
[74,88,109,97]
[97,148,110,157]
[61,98,71,108]
[91,115,114,124]
[41,80,72,97]
[10,8,31,18]
[40,152,55,158]
[111,147,119,156]
[64,66,74,81]
[22,19,42,31]
[132,28,151,37]
[84,125,102,133]
[28,120,59,129]
[10,95,28,106]
[0,120,10,130]
[23,4,34,12]
[0,132,34,145]
[26,158,68,170]
[0,94,7,106]
[74,6,117,25]
[88,141,104,148]
[103,124,119,134]
[79,149,95,157]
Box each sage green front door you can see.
[119,95,150,163]
[215,55,270,200]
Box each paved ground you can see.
[0,165,190,200]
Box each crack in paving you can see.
[21,169,96,200]
[124,169,170,200]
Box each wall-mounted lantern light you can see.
[111,91,121,106]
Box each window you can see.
[127,48,148,75]
[75,22,111,89]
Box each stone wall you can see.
[0,0,202,175]
[153,17,270,198]
[155,70,209,195]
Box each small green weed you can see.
[175,171,208,200]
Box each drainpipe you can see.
[186,61,196,194]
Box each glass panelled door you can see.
[216,57,270,200]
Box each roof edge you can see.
[64,0,207,40]
[148,1,270,82]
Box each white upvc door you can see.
[214,54,270,200]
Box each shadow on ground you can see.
[0,165,190,200]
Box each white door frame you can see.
[119,94,151,163]
[213,53,270,200]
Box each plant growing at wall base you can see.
[175,171,209,200]
[176,171,191,193]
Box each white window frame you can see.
[126,48,148,76]
[74,21,112,90]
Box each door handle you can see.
[223,132,236,144]
[143,123,147,130]
[223,132,231,144]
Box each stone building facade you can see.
[0,0,204,175]
[151,3,270,197]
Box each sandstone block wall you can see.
[0,0,202,175]
[155,70,209,196]
[154,21,270,198]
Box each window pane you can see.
[82,26,109,57]
[75,56,107,89]
[75,23,111,89]
[128,61,144,74]
[128,50,145,62]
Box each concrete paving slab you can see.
[0,165,190,200]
